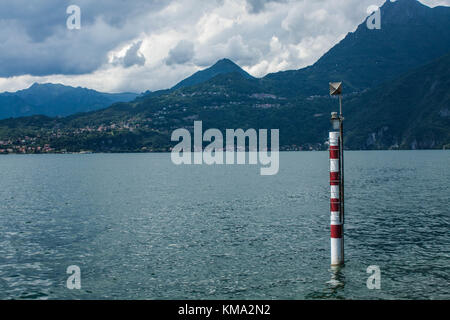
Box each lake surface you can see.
[0,151,449,300]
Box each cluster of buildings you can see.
[0,140,54,154]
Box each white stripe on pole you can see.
[329,132,339,146]
[330,185,339,199]
[331,238,343,265]
[330,159,339,172]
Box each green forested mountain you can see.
[172,58,254,90]
[136,58,254,100]
[344,53,450,149]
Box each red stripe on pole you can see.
[330,171,340,180]
[330,172,340,185]
[330,149,339,159]
[331,225,342,238]
[330,199,340,212]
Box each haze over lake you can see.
[0,151,448,299]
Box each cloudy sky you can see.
[0,0,448,93]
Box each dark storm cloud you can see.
[0,0,167,77]
[245,0,288,13]
[166,40,195,65]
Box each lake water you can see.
[0,151,449,300]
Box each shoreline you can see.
[1,149,449,155]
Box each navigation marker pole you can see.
[329,82,344,266]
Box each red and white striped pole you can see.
[329,128,344,266]
[329,82,344,266]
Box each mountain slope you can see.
[263,0,450,96]
[0,83,139,119]
[135,58,254,100]
[0,51,449,152]
[345,52,450,149]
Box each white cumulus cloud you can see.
[0,0,448,93]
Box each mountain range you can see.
[0,83,138,119]
[0,0,449,152]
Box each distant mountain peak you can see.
[263,0,450,96]
[208,58,251,75]
[29,82,58,87]
[382,0,429,12]
[0,83,138,119]
[212,58,239,67]
[172,58,253,90]
[383,0,426,7]
[28,82,66,90]
[29,82,46,89]
[380,0,431,23]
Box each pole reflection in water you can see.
[326,266,346,293]
[304,266,346,299]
